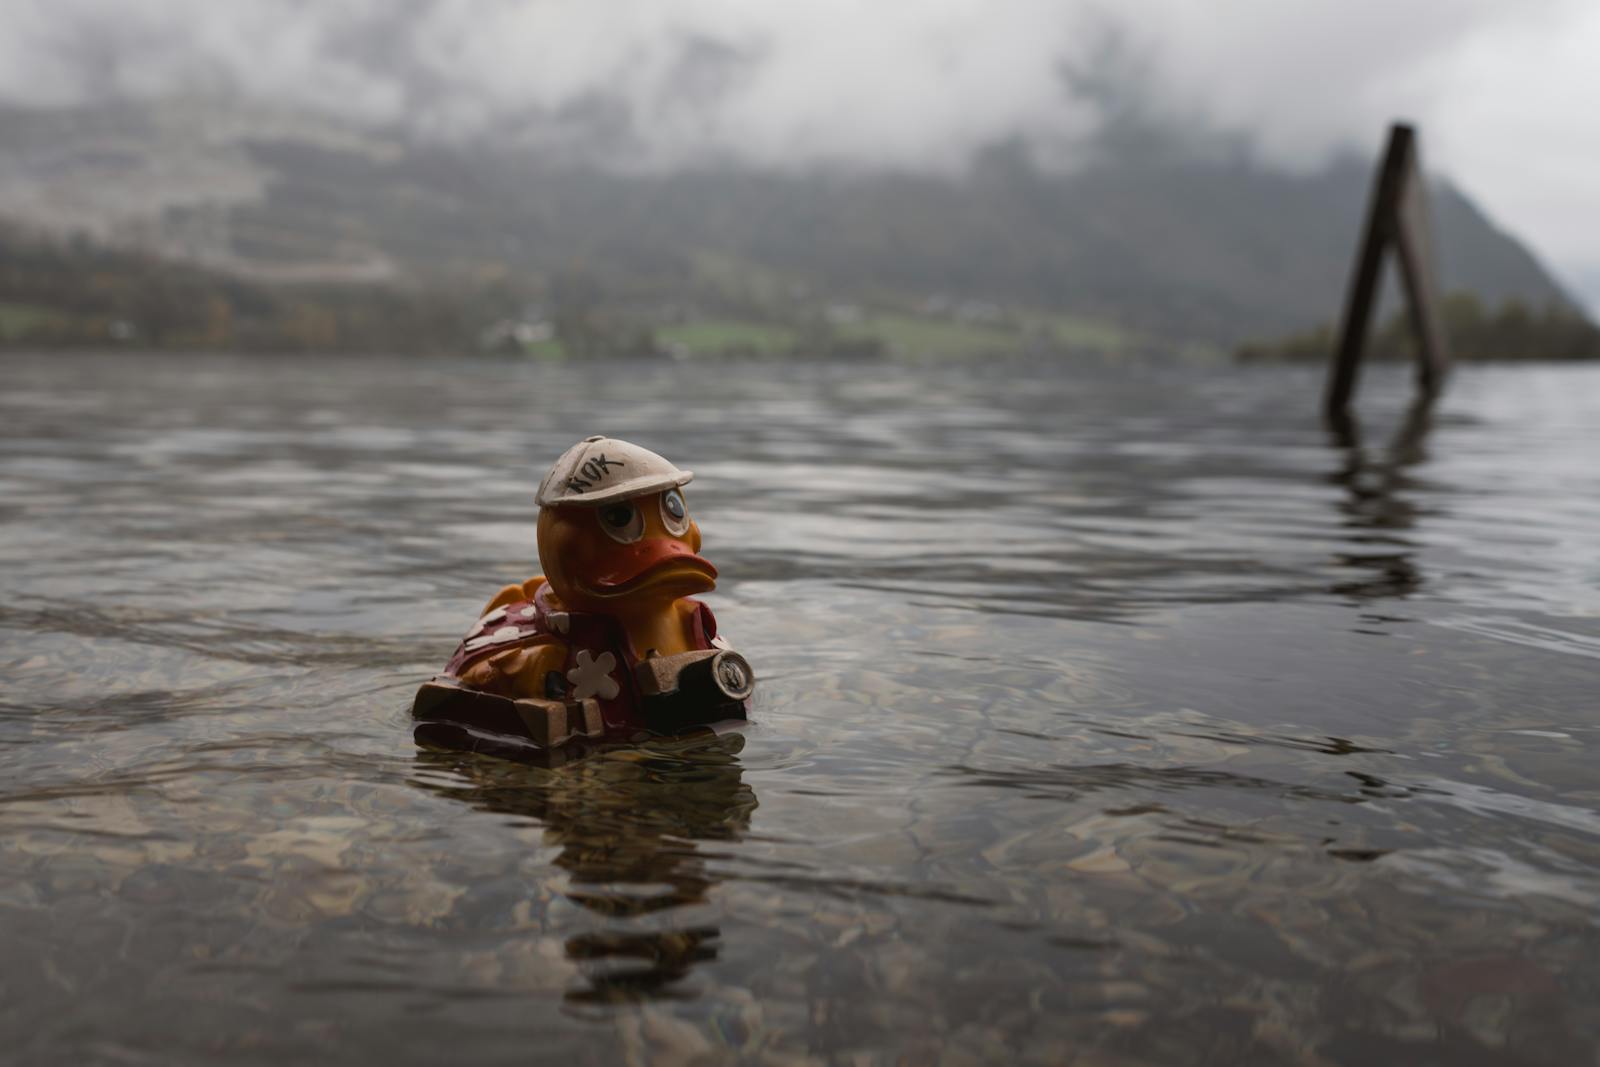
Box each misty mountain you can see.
[0,100,1576,348]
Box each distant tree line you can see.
[0,229,972,359]
[0,226,496,353]
[1236,292,1600,363]
[0,228,887,358]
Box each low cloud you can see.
[0,0,1573,171]
[2,0,1597,306]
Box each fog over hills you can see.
[1,0,1592,349]
[0,97,1574,348]
[0,0,1577,177]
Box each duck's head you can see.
[534,436,716,615]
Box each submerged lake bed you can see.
[2,351,1598,1065]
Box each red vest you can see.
[443,582,723,737]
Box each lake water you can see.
[2,350,1597,1065]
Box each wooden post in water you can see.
[1325,123,1451,421]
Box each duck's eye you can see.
[660,488,690,536]
[597,501,644,543]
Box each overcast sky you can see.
[3,0,1598,311]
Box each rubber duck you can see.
[413,436,753,753]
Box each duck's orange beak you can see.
[591,537,717,592]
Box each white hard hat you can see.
[535,436,694,507]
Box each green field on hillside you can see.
[1030,312,1135,352]
[0,302,63,340]
[657,319,798,356]
[835,313,1010,358]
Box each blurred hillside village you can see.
[1,101,1595,361]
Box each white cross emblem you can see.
[567,649,619,701]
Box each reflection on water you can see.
[413,734,756,1003]
[1325,397,1434,601]
[2,351,1599,1064]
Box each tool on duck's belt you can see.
[634,648,755,731]
[411,436,753,761]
